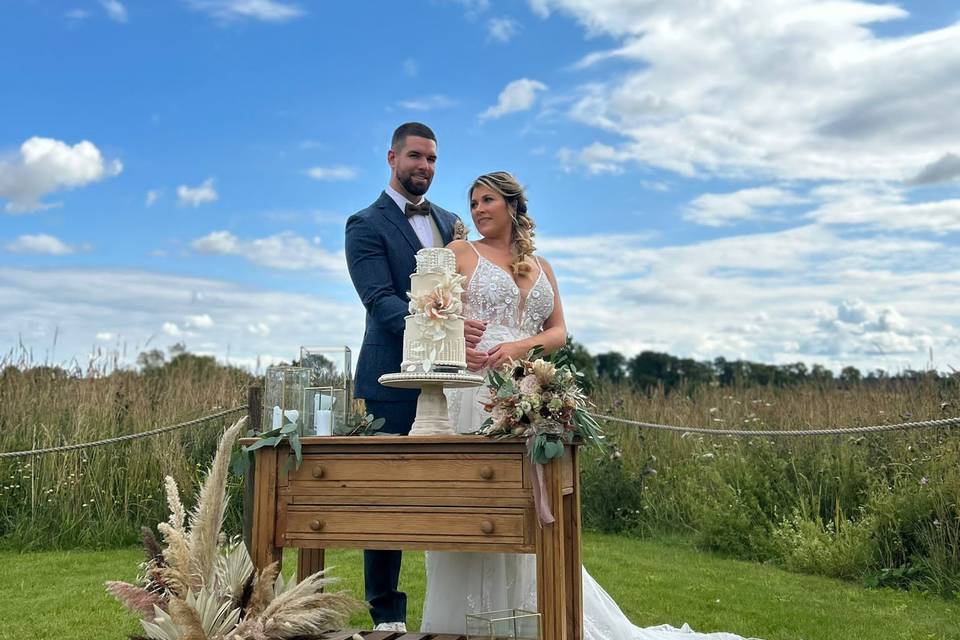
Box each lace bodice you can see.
[463,243,554,349]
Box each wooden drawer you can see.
[284,505,528,547]
[287,454,524,488]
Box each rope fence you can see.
[3,403,959,460]
[0,406,247,459]
[595,413,960,437]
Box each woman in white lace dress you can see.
[420,171,757,640]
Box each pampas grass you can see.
[106,417,366,639]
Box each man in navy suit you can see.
[345,122,485,631]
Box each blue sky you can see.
[2,0,960,373]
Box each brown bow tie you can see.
[404,200,431,218]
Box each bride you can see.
[420,171,757,640]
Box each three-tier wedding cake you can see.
[401,248,467,373]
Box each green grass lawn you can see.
[1,533,957,640]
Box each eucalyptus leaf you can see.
[243,435,282,452]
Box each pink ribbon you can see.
[528,437,556,525]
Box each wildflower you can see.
[920,477,929,486]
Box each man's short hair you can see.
[391,122,436,151]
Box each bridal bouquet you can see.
[481,346,604,464]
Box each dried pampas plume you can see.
[106,415,366,639]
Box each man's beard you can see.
[399,169,431,197]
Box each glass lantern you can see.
[465,609,542,640]
[263,365,310,435]
[299,346,352,435]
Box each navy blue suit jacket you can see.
[345,191,460,402]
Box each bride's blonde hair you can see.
[470,171,536,277]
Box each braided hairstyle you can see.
[470,171,536,277]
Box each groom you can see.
[345,122,485,631]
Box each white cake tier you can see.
[414,247,457,274]
[401,315,466,373]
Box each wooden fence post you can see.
[242,384,262,555]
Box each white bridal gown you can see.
[420,244,757,640]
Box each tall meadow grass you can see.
[0,351,252,549]
[2,350,958,598]
[584,378,960,597]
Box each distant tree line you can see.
[563,337,947,394]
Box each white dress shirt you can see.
[385,183,435,248]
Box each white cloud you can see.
[684,187,808,227]
[0,267,363,373]
[192,230,240,254]
[191,230,347,274]
[397,95,458,111]
[145,189,161,207]
[247,322,271,337]
[100,0,127,22]
[535,223,960,372]
[184,0,304,23]
[306,166,358,181]
[527,0,550,19]
[186,313,214,329]
[480,78,548,120]
[0,137,122,213]
[177,178,218,207]
[6,234,79,255]
[808,188,960,234]
[488,17,520,42]
[162,322,182,337]
[95,332,115,341]
[539,1,960,183]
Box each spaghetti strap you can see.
[467,241,481,257]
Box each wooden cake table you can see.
[242,435,583,640]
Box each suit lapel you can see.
[377,191,423,253]
[431,206,453,245]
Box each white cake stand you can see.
[378,370,485,436]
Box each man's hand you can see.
[466,347,488,372]
[464,319,486,349]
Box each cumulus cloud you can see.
[145,189,161,207]
[191,230,347,274]
[5,234,80,255]
[184,0,304,23]
[540,0,960,183]
[0,267,363,372]
[162,322,182,336]
[488,16,520,42]
[534,223,959,372]
[177,178,218,207]
[0,137,122,213]
[100,0,127,22]
[185,313,214,329]
[684,187,808,227]
[306,166,358,181]
[480,78,548,120]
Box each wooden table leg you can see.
[565,447,583,640]
[298,548,326,581]
[251,447,283,571]
[536,458,567,640]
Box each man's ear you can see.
[387,148,396,169]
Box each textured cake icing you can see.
[401,248,467,373]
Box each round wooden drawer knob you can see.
[480,520,495,535]
[479,466,494,480]
[311,465,325,479]
[309,519,324,531]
